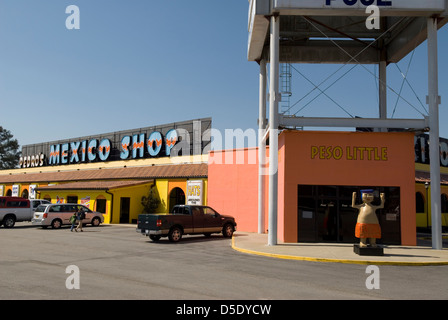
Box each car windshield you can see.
[35,204,49,212]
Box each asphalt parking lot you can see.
[0,223,238,300]
[2,222,448,302]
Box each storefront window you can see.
[442,194,448,213]
[169,187,185,212]
[67,196,78,204]
[416,192,425,213]
[96,199,107,213]
[21,189,29,199]
[298,185,401,244]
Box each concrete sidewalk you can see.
[231,232,448,266]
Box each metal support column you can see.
[427,17,442,250]
[268,15,279,246]
[258,59,267,234]
[379,60,387,132]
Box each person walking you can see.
[75,207,85,232]
[70,211,77,232]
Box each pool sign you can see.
[272,0,446,13]
[325,0,391,5]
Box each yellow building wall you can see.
[155,179,169,213]
[416,183,448,228]
[0,178,209,224]
[109,182,155,224]
[203,179,208,206]
[415,183,428,228]
[37,189,113,222]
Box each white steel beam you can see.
[279,115,429,130]
[268,15,280,246]
[379,60,387,132]
[427,17,443,250]
[258,59,267,234]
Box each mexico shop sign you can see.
[46,129,178,166]
[19,118,212,168]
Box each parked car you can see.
[32,203,104,229]
[0,196,32,228]
[137,204,237,242]
[0,198,54,228]
[30,199,51,211]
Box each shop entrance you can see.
[297,185,401,244]
[120,197,130,223]
[169,187,185,212]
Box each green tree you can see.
[0,126,20,170]
[141,186,160,213]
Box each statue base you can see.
[353,244,384,256]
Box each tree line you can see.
[0,126,20,170]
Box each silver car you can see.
[32,203,104,229]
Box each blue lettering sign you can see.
[147,131,162,157]
[49,144,60,165]
[326,0,391,6]
[120,136,131,160]
[45,130,179,167]
[88,139,97,161]
[377,0,392,6]
[61,143,69,164]
[132,133,145,159]
[81,140,87,162]
[98,139,111,161]
[70,141,81,163]
[165,129,178,156]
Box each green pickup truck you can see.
[136,205,237,242]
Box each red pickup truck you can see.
[136,205,237,242]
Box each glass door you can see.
[297,185,317,242]
[120,197,130,223]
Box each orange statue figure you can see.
[351,189,385,248]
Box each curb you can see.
[231,237,448,266]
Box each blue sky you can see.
[0,0,447,148]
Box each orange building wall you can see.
[208,131,417,246]
[208,148,262,233]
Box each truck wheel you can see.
[3,215,16,228]
[168,227,183,242]
[222,223,234,238]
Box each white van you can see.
[32,203,104,229]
